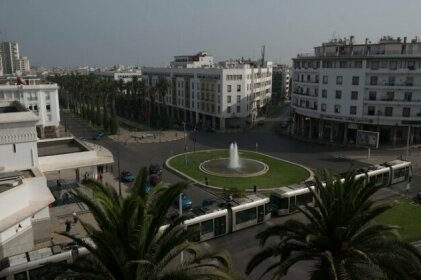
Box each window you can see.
[307,75,311,82]
[368,106,376,116]
[354,61,363,68]
[369,91,377,101]
[321,103,326,112]
[339,61,347,68]
[227,96,231,103]
[227,106,231,114]
[388,76,395,86]
[403,108,411,117]
[227,85,231,92]
[237,85,241,92]
[386,92,394,101]
[236,106,241,113]
[218,84,221,93]
[13,144,16,153]
[201,220,213,235]
[336,76,343,85]
[406,77,414,86]
[237,95,241,102]
[408,60,416,70]
[350,106,357,115]
[405,92,412,101]
[334,105,341,113]
[323,75,328,84]
[45,93,50,100]
[335,90,342,99]
[351,91,358,100]
[322,90,327,98]
[370,76,378,85]
[390,61,397,70]
[371,61,379,70]
[385,107,393,116]
[46,104,51,112]
[235,208,257,225]
[352,76,359,85]
[33,105,38,111]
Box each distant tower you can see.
[0,42,20,74]
[261,45,265,67]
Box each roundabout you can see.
[166,148,312,190]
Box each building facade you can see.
[272,64,291,102]
[16,56,30,74]
[91,70,142,83]
[0,42,31,75]
[0,101,54,258]
[292,36,421,145]
[0,77,60,138]
[142,53,272,129]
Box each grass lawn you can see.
[376,197,421,242]
[168,150,310,190]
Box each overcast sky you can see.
[1,0,420,67]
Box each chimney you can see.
[402,37,407,54]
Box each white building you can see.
[91,70,142,83]
[0,77,60,138]
[292,36,421,145]
[16,56,30,74]
[142,52,272,129]
[0,101,54,258]
[272,64,291,101]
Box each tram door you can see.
[289,196,297,213]
[257,205,264,223]
[214,216,227,236]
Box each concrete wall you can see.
[0,226,33,259]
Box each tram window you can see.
[236,208,257,225]
[13,272,28,280]
[394,168,405,179]
[296,193,313,206]
[279,197,289,209]
[187,224,200,242]
[201,220,213,235]
[383,172,390,185]
[214,216,226,236]
[265,202,271,214]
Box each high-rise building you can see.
[16,56,30,74]
[291,36,421,145]
[0,42,31,75]
[142,52,272,129]
[0,42,20,74]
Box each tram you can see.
[270,159,412,216]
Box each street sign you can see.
[356,130,379,149]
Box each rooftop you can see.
[0,101,39,124]
[37,138,89,157]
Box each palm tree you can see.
[246,170,421,280]
[53,168,236,280]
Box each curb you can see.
[165,149,314,193]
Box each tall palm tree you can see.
[54,168,236,280]
[246,170,421,280]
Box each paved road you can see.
[61,106,421,279]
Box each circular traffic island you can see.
[167,150,311,191]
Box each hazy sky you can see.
[1,0,420,67]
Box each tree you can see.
[52,168,237,280]
[246,170,421,280]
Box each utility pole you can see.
[405,125,411,160]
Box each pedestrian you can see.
[65,219,71,232]
[229,193,233,202]
[205,176,209,186]
[56,179,61,188]
[253,185,257,193]
[72,211,78,223]
[98,173,103,182]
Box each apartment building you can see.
[142,52,272,129]
[292,36,421,145]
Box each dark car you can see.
[175,194,192,210]
[93,131,105,140]
[201,198,217,207]
[120,171,135,183]
[149,164,162,175]
[150,174,161,186]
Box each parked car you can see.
[149,174,161,186]
[93,131,106,140]
[149,164,162,175]
[175,194,192,210]
[120,171,135,183]
[201,198,217,207]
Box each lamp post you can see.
[179,192,184,263]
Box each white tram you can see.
[271,160,412,216]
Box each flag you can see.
[17,77,27,85]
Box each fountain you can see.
[229,142,240,169]
[199,142,269,178]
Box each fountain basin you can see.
[199,158,269,178]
